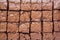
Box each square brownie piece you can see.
[53,10,60,21]
[0,11,7,21]
[31,11,41,21]
[54,21,60,32]
[0,33,7,40]
[30,33,41,40]
[42,0,52,10]
[20,11,30,22]
[0,0,7,10]
[43,33,53,40]
[31,3,41,10]
[31,22,41,33]
[54,0,60,9]
[8,11,19,22]
[20,33,30,40]
[54,32,60,40]
[7,23,18,32]
[43,22,53,32]
[19,22,30,33]
[8,33,19,40]
[8,0,20,10]
[0,22,7,32]
[31,0,41,10]
[43,11,52,21]
[21,3,31,10]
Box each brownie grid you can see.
[0,0,60,40]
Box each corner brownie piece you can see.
[0,11,7,21]
[0,0,7,10]
[0,22,7,32]
[8,0,20,10]
[7,23,18,32]
[19,22,30,33]
[8,11,19,22]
